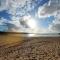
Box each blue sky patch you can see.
[0,10,11,20]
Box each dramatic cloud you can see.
[37,0,60,18]
[37,0,60,33]
[10,15,50,33]
[9,15,38,33]
[7,0,35,16]
[0,0,60,34]
[0,17,19,32]
[0,0,36,32]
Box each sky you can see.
[0,0,60,33]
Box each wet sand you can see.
[0,33,60,60]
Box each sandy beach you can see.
[0,33,60,60]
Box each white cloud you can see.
[4,0,38,32]
[0,0,35,32]
[0,16,50,33]
[1,0,60,33]
[9,15,50,33]
[7,0,33,16]
[9,15,37,33]
[0,0,9,11]
[48,11,60,33]
[37,0,60,18]
[0,17,21,32]
[0,18,8,31]
[0,18,8,25]
[37,0,60,33]
[0,0,33,14]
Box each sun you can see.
[23,15,37,29]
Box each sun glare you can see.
[23,15,37,29]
